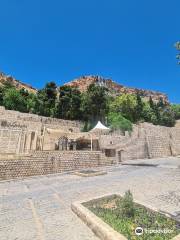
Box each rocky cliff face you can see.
[0,72,168,103]
[0,72,37,94]
[65,75,168,102]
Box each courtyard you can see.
[0,157,180,240]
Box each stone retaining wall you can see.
[0,106,82,128]
[0,151,114,180]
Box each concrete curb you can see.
[71,201,127,240]
[71,193,180,240]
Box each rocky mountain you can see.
[0,72,37,94]
[65,75,168,102]
[0,72,168,103]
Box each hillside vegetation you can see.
[0,80,179,132]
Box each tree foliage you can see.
[110,93,175,127]
[175,41,180,65]
[56,86,81,120]
[34,82,57,117]
[3,88,27,112]
[171,104,180,120]
[107,112,132,133]
[117,190,135,218]
[80,84,109,123]
[0,81,177,129]
[110,94,138,122]
[143,97,175,127]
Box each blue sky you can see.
[0,0,180,102]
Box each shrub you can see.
[117,190,135,218]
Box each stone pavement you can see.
[0,157,180,240]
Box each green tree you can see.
[110,94,138,122]
[143,98,175,127]
[135,93,144,121]
[34,82,57,117]
[56,86,82,120]
[44,81,57,116]
[107,112,132,133]
[80,84,109,123]
[160,108,175,127]
[142,101,158,124]
[45,82,57,102]
[171,104,180,120]
[0,86,4,105]
[19,88,29,98]
[148,97,161,124]
[34,89,47,116]
[175,41,180,64]
[157,97,166,109]
[149,96,155,109]
[26,93,37,113]
[3,88,27,112]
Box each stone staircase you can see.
[142,124,172,158]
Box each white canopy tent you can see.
[89,121,110,150]
[90,121,110,133]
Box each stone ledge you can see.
[71,201,127,240]
[73,170,107,177]
[71,193,180,240]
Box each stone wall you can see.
[141,122,180,158]
[0,126,41,154]
[0,106,82,129]
[101,122,180,161]
[0,151,114,180]
[0,128,23,153]
[170,127,180,156]
[120,138,149,161]
[0,106,82,153]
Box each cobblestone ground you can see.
[0,157,180,240]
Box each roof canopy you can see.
[90,121,110,133]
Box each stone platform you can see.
[0,157,180,240]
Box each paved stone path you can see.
[0,157,180,240]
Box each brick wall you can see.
[0,151,114,180]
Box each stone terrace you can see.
[0,157,180,240]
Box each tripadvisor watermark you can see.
[135,227,174,236]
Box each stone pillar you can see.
[16,130,22,154]
[125,131,129,137]
[73,141,77,151]
[25,131,32,153]
[67,140,70,150]
[33,131,38,150]
[59,142,63,151]
[7,130,12,153]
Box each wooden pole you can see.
[91,134,93,151]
